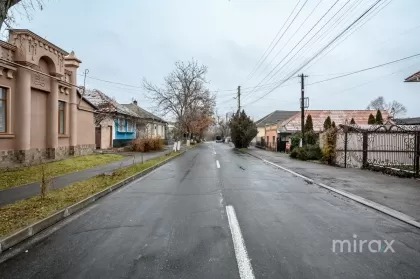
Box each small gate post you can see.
[362,132,368,168]
[415,132,420,177]
[344,132,348,168]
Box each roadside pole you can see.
[298,73,308,146]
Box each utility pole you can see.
[299,73,308,145]
[237,85,241,113]
[77,69,89,107]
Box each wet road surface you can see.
[1,143,420,278]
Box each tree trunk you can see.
[0,0,21,29]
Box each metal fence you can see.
[256,138,266,149]
[335,124,420,177]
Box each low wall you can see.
[0,144,96,168]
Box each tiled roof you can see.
[83,89,138,117]
[279,110,390,132]
[404,71,420,82]
[122,103,166,123]
[255,110,299,127]
[394,117,420,125]
[76,89,96,109]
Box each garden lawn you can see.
[0,152,178,237]
[0,154,125,190]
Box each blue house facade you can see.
[85,90,167,149]
[113,118,136,147]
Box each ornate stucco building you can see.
[0,29,96,167]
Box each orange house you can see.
[265,124,278,151]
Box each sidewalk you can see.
[0,148,177,206]
[245,147,420,222]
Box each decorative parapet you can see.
[0,41,16,62]
[8,29,68,77]
[0,41,17,79]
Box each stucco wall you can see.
[0,74,16,137]
[101,125,112,149]
[0,138,14,150]
[257,127,265,138]
[77,100,95,145]
[59,137,70,147]
[30,89,47,149]
[265,124,277,150]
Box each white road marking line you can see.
[216,160,220,168]
[226,205,255,279]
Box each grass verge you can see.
[0,151,178,237]
[0,154,125,190]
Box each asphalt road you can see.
[1,143,420,278]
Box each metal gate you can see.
[335,124,420,177]
[277,138,287,152]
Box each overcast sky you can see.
[6,0,420,120]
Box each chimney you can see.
[133,100,137,106]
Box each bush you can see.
[290,133,301,151]
[296,147,308,161]
[321,127,337,165]
[229,110,258,148]
[131,137,164,152]
[290,145,322,161]
[306,144,322,160]
[290,148,298,158]
[304,131,318,145]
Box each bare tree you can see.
[0,0,44,30]
[367,96,407,118]
[143,59,216,138]
[215,111,230,138]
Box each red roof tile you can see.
[279,110,390,132]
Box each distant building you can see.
[278,110,390,144]
[394,117,420,125]
[254,110,298,149]
[84,89,139,149]
[122,101,167,140]
[84,90,168,149]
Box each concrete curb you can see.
[0,149,189,254]
[242,150,420,230]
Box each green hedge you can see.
[290,144,322,161]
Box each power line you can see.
[337,61,420,93]
[241,0,302,85]
[278,0,367,78]
[80,74,144,89]
[241,0,388,106]
[241,80,298,107]
[257,0,324,85]
[243,0,342,99]
[276,0,385,85]
[248,0,310,80]
[305,0,393,71]
[261,0,353,86]
[307,52,420,85]
[81,73,292,96]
